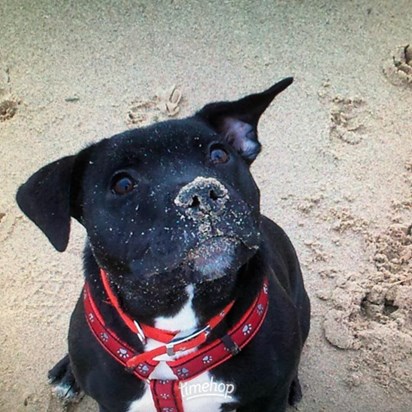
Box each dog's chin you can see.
[126,236,258,284]
[185,237,256,282]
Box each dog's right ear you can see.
[16,155,77,252]
[195,77,293,164]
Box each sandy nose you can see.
[174,176,229,217]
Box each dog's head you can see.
[17,78,293,284]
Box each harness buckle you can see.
[221,334,241,355]
[166,325,211,357]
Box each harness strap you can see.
[150,379,184,412]
[84,277,269,411]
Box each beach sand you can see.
[0,1,411,411]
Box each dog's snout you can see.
[174,177,229,217]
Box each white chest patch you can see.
[126,285,237,412]
[154,285,197,331]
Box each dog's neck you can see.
[150,284,197,332]
[83,244,251,329]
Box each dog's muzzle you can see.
[174,177,229,219]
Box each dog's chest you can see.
[127,286,236,412]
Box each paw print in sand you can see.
[0,67,20,122]
[329,96,370,145]
[383,44,412,87]
[127,85,183,127]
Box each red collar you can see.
[84,270,269,412]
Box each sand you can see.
[0,0,411,411]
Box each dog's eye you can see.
[210,145,229,164]
[111,174,137,195]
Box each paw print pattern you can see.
[162,408,175,412]
[202,355,213,364]
[88,313,95,322]
[257,303,265,316]
[177,367,189,378]
[137,363,150,375]
[160,393,170,400]
[100,332,109,342]
[242,324,253,335]
[263,284,268,294]
[117,348,129,359]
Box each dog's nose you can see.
[174,177,229,217]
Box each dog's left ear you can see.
[16,155,77,252]
[196,77,293,163]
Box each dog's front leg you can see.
[48,353,83,402]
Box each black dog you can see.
[17,78,310,412]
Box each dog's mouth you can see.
[128,234,258,283]
[184,236,257,282]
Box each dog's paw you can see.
[288,375,303,406]
[48,354,83,403]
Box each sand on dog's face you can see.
[1,1,412,411]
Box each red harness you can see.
[84,269,269,412]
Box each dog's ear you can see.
[16,155,77,252]
[196,77,293,163]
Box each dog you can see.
[17,78,310,412]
